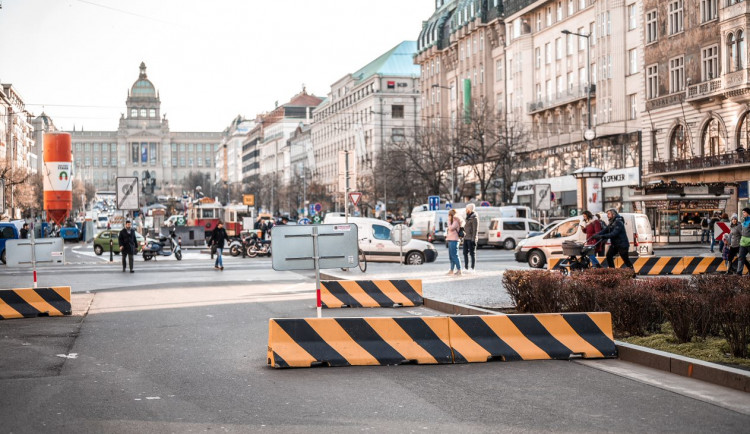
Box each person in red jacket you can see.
[583,211,602,268]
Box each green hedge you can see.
[502,269,750,358]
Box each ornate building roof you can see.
[129,62,157,99]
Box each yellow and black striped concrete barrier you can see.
[0,287,72,320]
[548,256,732,275]
[320,280,423,308]
[267,313,616,368]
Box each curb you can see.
[424,297,750,392]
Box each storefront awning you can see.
[629,194,730,201]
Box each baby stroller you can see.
[557,238,601,276]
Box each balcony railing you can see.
[721,0,750,21]
[648,150,750,174]
[527,84,595,113]
[686,78,723,101]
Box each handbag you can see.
[458,226,465,239]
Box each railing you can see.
[721,0,750,21]
[648,151,750,174]
[724,68,748,89]
[686,78,723,100]
[527,84,595,113]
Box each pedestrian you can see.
[446,209,462,276]
[20,223,29,239]
[582,211,602,268]
[735,209,750,275]
[463,203,478,273]
[719,213,730,253]
[594,213,607,256]
[700,214,710,244]
[593,208,634,271]
[727,214,741,274]
[209,220,228,271]
[118,220,137,273]
[709,212,721,253]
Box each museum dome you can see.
[130,62,156,97]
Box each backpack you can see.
[701,218,709,229]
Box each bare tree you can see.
[0,158,32,217]
[389,126,453,196]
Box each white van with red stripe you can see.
[514,213,653,268]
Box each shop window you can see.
[701,117,725,156]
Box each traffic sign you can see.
[445,202,452,210]
[298,218,311,225]
[390,224,412,246]
[428,195,440,211]
[570,209,578,217]
[312,215,321,224]
[480,201,491,207]
[243,194,255,206]
[314,203,322,213]
[349,192,362,206]
[309,204,316,216]
[116,177,139,210]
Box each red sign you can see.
[715,221,730,242]
[387,81,395,89]
[348,192,362,206]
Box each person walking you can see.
[700,214,710,244]
[20,223,29,239]
[709,212,721,253]
[209,221,228,271]
[446,209,462,276]
[727,214,741,274]
[582,211,602,268]
[463,203,478,273]
[719,213,730,253]
[594,209,634,270]
[735,209,750,275]
[118,220,137,273]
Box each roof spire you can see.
[139,61,147,79]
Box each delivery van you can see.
[455,206,532,247]
[487,217,543,250]
[514,213,653,268]
[410,210,449,242]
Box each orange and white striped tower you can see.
[43,132,73,225]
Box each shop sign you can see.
[683,185,709,195]
[602,167,639,188]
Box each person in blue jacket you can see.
[593,208,634,270]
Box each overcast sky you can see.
[0,0,433,132]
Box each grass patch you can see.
[621,325,750,370]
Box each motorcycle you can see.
[142,230,182,261]
[245,232,271,258]
[228,236,245,257]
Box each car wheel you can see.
[94,245,103,255]
[405,251,424,265]
[528,250,546,269]
[503,238,516,250]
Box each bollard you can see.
[109,238,113,262]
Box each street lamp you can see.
[431,83,457,202]
[561,29,595,166]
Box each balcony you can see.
[527,84,595,114]
[686,78,723,102]
[721,0,750,21]
[647,150,750,175]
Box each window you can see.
[496,60,503,81]
[668,0,683,35]
[628,49,638,75]
[629,94,638,120]
[536,12,542,32]
[85,143,90,152]
[590,22,596,45]
[731,31,747,72]
[556,76,563,97]
[647,64,659,99]
[392,128,405,142]
[206,157,211,166]
[567,72,574,91]
[131,109,137,117]
[392,105,404,119]
[503,221,526,231]
[197,143,203,152]
[737,112,750,151]
[555,38,562,59]
[140,108,147,117]
[646,10,658,43]
[606,11,611,35]
[557,1,562,20]
[567,34,574,56]
[628,4,637,30]
[702,45,719,80]
[568,0,574,16]
[535,47,541,68]
[700,0,717,23]
[546,220,579,238]
[372,225,391,240]
[180,157,186,167]
[93,157,99,167]
[545,42,551,64]
[546,6,552,26]
[670,124,688,159]
[480,34,484,51]
[579,0,586,9]
[670,56,685,93]
[578,27,586,50]
[180,143,185,152]
[480,64,484,83]
[149,109,156,118]
[102,157,108,167]
[536,83,542,100]
[546,79,552,98]
[702,117,725,156]
[189,158,193,167]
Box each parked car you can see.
[454,206,532,247]
[410,210,449,243]
[92,229,146,255]
[323,215,438,265]
[514,213,654,268]
[0,222,21,264]
[487,217,543,250]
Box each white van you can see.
[455,206,532,247]
[514,213,653,268]
[323,215,438,265]
[410,210,449,242]
[487,218,543,250]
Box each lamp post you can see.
[561,29,595,166]
[431,83,457,202]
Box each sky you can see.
[0,0,433,132]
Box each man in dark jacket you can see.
[20,223,29,239]
[463,203,479,272]
[118,220,137,273]
[209,221,228,270]
[594,209,633,270]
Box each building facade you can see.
[312,40,420,213]
[67,63,221,199]
[216,116,255,190]
[638,0,750,242]
[1,83,36,176]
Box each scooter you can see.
[228,235,246,257]
[142,230,182,261]
[245,232,271,258]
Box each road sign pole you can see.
[312,225,322,318]
[30,228,37,288]
[399,226,404,266]
[345,150,350,224]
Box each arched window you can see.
[728,33,736,72]
[738,30,746,70]
[701,117,725,156]
[736,111,750,151]
[670,124,689,160]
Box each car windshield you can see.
[546,220,579,238]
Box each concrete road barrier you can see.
[267,313,616,368]
[0,287,72,320]
[268,317,452,367]
[320,280,423,308]
[548,256,731,275]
